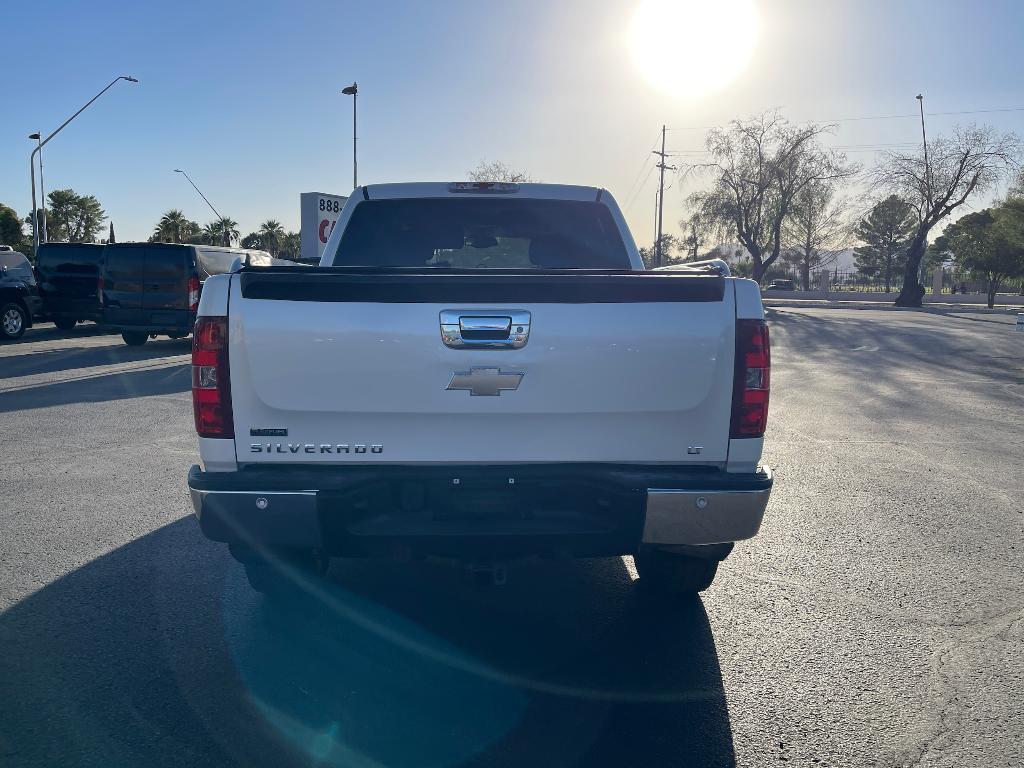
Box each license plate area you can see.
[317,470,644,556]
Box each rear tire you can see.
[240,547,328,598]
[0,303,27,340]
[121,331,148,346]
[634,547,720,595]
[53,317,77,331]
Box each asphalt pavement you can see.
[0,310,1021,768]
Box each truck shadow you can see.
[3,321,112,345]
[0,338,191,379]
[0,518,736,768]
[0,360,191,413]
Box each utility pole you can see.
[653,188,660,268]
[652,125,675,268]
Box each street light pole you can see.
[916,94,930,204]
[173,169,228,245]
[28,133,47,244]
[29,75,138,251]
[342,82,358,189]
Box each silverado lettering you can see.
[250,444,383,454]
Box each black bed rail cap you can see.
[238,268,725,304]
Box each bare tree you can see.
[467,160,537,183]
[1004,167,1024,199]
[781,180,850,290]
[872,123,1021,306]
[691,112,857,282]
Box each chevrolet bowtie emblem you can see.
[446,367,524,396]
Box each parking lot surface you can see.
[1,309,1022,767]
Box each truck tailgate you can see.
[228,270,734,465]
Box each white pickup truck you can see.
[187,182,772,597]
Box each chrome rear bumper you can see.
[641,466,772,546]
[187,463,772,554]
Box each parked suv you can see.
[0,248,44,341]
[99,243,274,346]
[35,242,104,330]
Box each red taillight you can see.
[97,276,104,306]
[192,316,233,438]
[730,319,770,439]
[188,275,200,312]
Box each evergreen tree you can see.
[853,195,916,292]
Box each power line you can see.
[621,130,663,207]
[628,105,1024,244]
[667,105,1024,131]
[622,129,664,212]
[665,141,924,157]
[823,106,1024,123]
[623,162,658,212]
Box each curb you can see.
[762,299,1022,315]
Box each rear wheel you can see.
[0,303,27,340]
[121,331,148,346]
[634,547,720,595]
[53,317,77,331]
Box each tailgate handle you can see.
[460,316,511,336]
[441,310,530,349]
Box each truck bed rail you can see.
[238,268,726,304]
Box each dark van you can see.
[99,243,275,346]
[35,242,105,330]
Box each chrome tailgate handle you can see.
[460,316,512,335]
[441,310,530,349]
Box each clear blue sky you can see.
[2,0,1022,245]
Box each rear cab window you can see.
[37,244,103,276]
[332,198,630,269]
[103,245,190,275]
[145,247,191,278]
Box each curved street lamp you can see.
[173,169,229,245]
[29,75,138,250]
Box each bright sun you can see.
[629,0,758,98]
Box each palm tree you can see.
[258,219,285,255]
[154,209,189,243]
[240,232,262,250]
[280,231,301,259]
[204,217,240,246]
[200,221,221,245]
[219,217,240,246]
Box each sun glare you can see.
[629,0,758,99]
